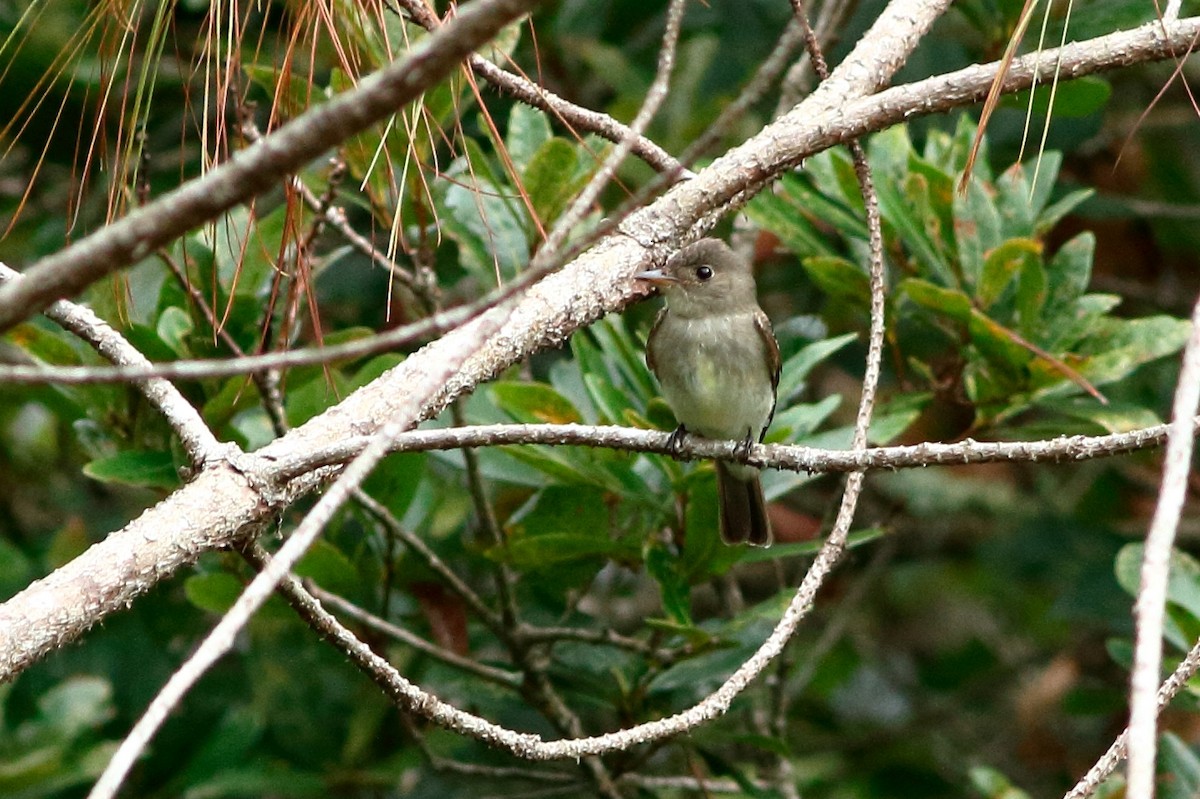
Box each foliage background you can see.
[3,0,1200,797]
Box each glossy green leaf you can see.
[645,546,691,625]
[285,371,355,428]
[768,394,841,445]
[775,333,857,405]
[294,540,358,596]
[899,279,972,324]
[1115,544,1200,650]
[83,450,178,489]
[1159,732,1200,799]
[490,381,583,424]
[156,306,194,357]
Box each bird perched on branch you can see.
[638,238,780,546]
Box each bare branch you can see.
[1126,293,1200,799]
[283,420,1182,479]
[306,583,521,688]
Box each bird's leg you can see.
[666,424,689,456]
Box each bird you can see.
[637,238,781,546]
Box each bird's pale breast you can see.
[650,311,775,443]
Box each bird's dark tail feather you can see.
[715,462,771,547]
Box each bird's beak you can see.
[635,268,677,287]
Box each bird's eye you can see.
[695,265,713,281]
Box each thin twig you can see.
[238,112,430,305]
[1126,293,1200,799]
[352,489,503,631]
[307,583,522,688]
[0,251,553,384]
[158,249,289,437]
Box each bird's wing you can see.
[644,307,669,377]
[755,309,782,440]
[754,309,781,390]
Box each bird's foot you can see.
[734,429,754,462]
[666,425,688,456]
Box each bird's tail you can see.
[715,462,771,547]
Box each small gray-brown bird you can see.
[637,238,780,546]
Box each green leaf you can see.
[8,322,83,365]
[968,310,1032,375]
[899,279,972,324]
[803,256,870,306]
[768,394,841,444]
[522,137,579,229]
[977,239,1042,310]
[495,532,633,571]
[285,371,355,428]
[1016,253,1049,337]
[1045,232,1095,314]
[505,102,552,172]
[745,182,836,259]
[776,333,857,405]
[83,450,178,489]
[1115,544,1200,651]
[490,382,583,424]
[589,315,658,400]
[1075,315,1190,388]
[37,676,113,738]
[440,143,529,282]
[294,540,358,596]
[968,765,1032,799]
[1037,188,1094,236]
[156,306,194,357]
[954,174,1004,288]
